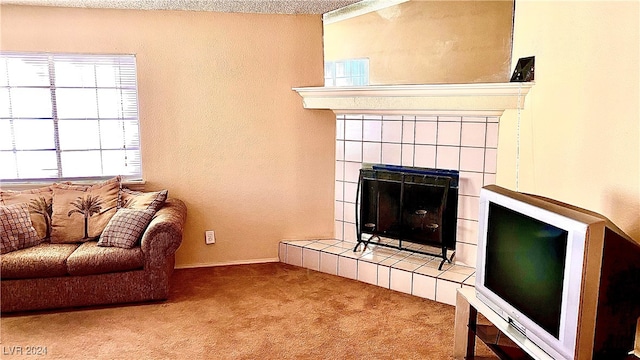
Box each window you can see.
[0,52,141,183]
[324,58,369,87]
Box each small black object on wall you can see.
[510,56,535,82]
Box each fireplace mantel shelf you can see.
[293,82,533,116]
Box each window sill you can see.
[0,179,146,192]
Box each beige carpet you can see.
[1,263,496,359]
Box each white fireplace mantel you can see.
[293,82,533,116]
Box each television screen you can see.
[485,202,569,339]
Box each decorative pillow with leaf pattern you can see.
[50,177,120,243]
[0,186,54,241]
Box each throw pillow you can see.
[57,176,119,191]
[97,208,155,248]
[0,186,53,241]
[50,177,120,243]
[0,203,41,254]
[119,188,168,212]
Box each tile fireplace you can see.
[288,82,533,306]
[335,112,498,267]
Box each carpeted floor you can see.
[1,263,497,359]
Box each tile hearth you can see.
[279,239,475,306]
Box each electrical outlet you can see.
[205,230,215,244]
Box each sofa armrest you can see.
[140,198,187,269]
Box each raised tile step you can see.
[279,239,475,306]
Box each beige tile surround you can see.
[335,113,500,268]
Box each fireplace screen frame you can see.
[354,165,459,269]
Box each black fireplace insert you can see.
[355,164,459,269]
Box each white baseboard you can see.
[174,257,280,269]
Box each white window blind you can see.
[0,52,141,183]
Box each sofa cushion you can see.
[66,241,144,276]
[50,177,120,243]
[0,186,53,241]
[98,208,155,248]
[0,203,42,254]
[119,188,168,211]
[1,243,79,279]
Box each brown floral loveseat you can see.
[0,177,186,313]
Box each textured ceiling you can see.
[0,0,363,14]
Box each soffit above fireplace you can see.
[293,82,533,116]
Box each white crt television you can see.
[475,185,640,360]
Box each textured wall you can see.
[323,0,514,85]
[498,1,640,242]
[0,5,337,267]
